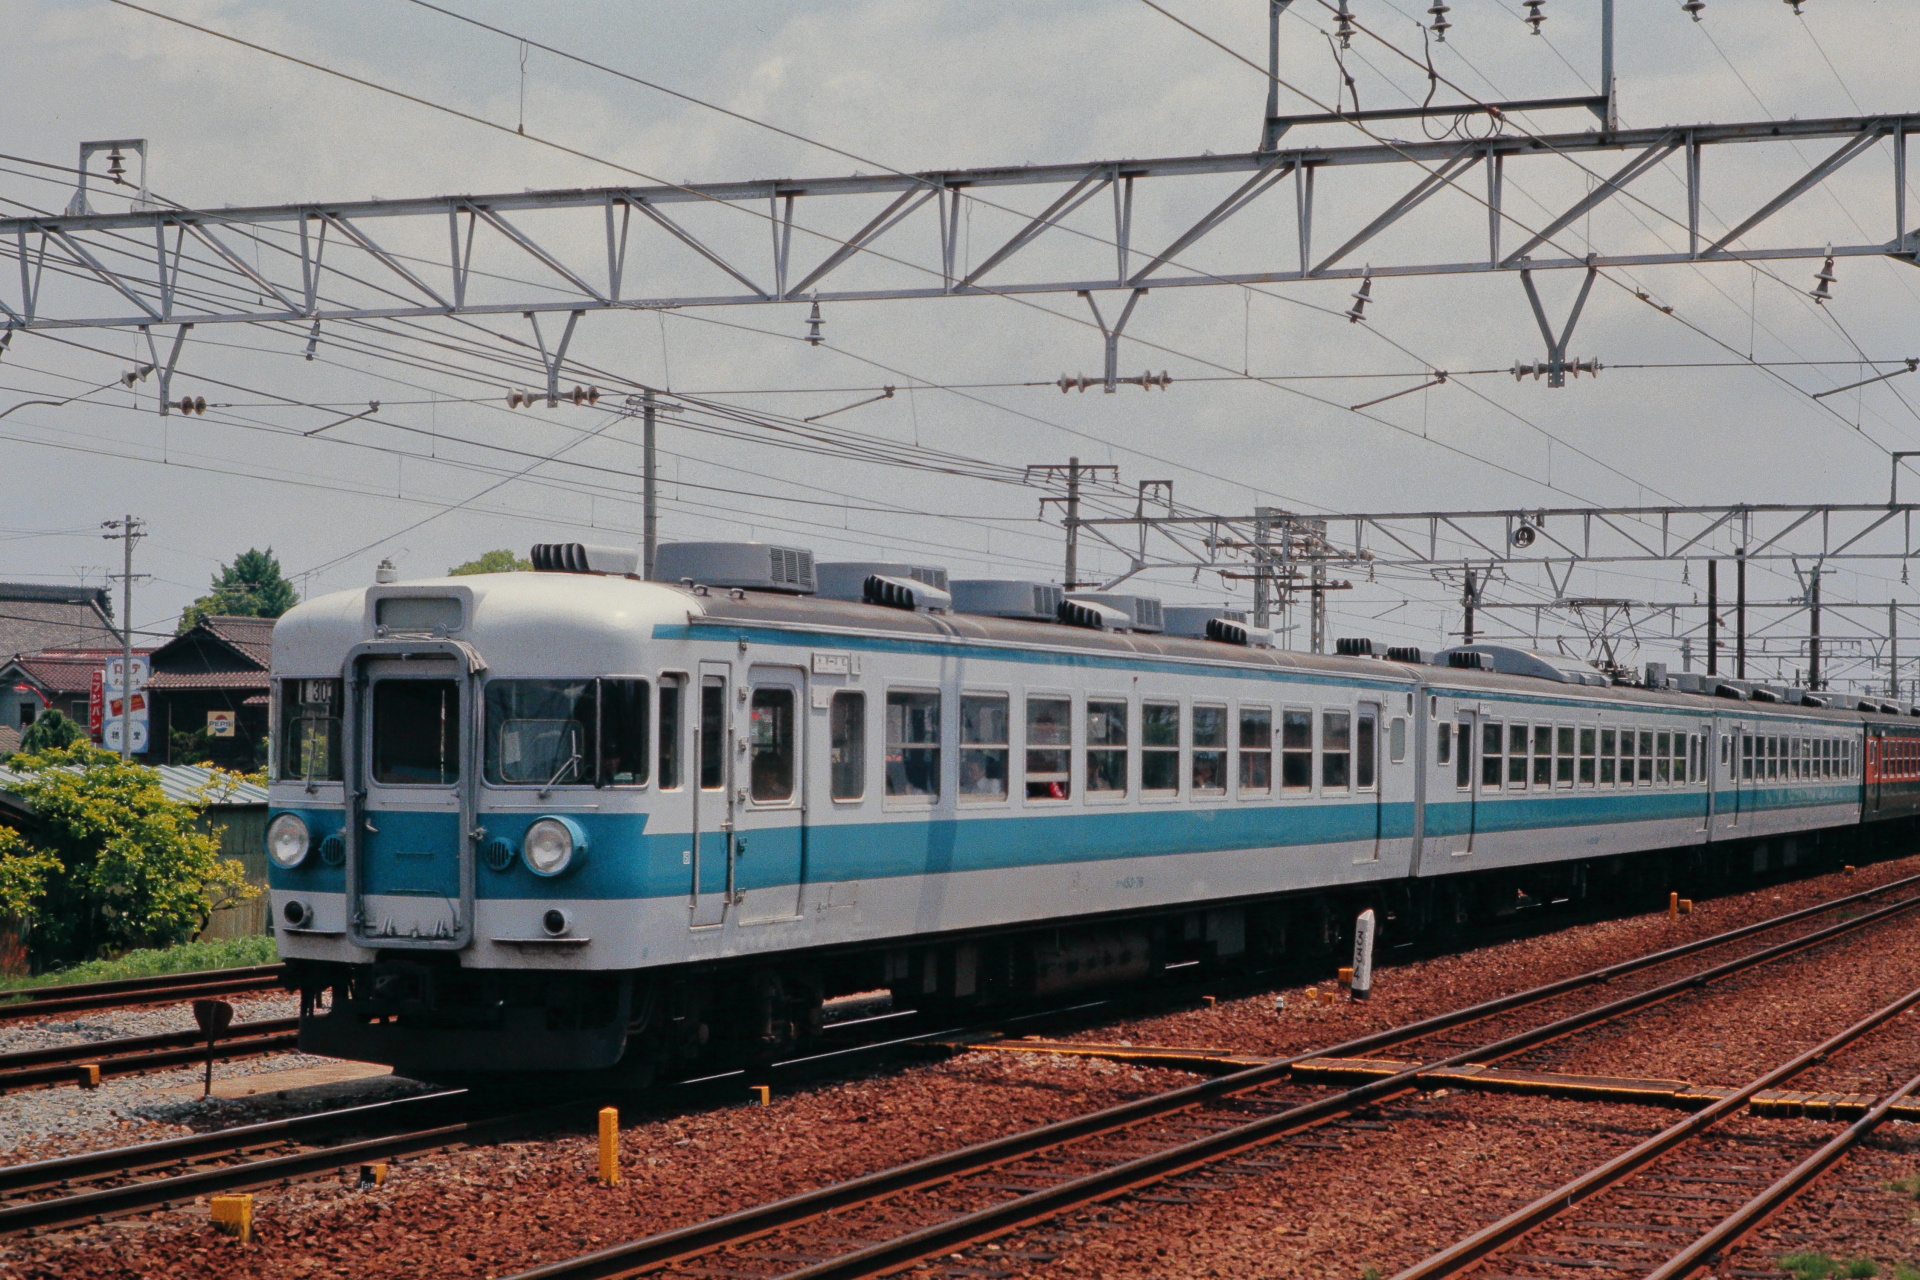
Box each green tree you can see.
[17,708,86,756]
[0,742,253,967]
[448,549,531,576]
[178,548,299,633]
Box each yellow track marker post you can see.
[598,1107,620,1186]
[210,1193,252,1242]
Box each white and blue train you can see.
[264,541,1920,1076]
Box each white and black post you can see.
[1351,908,1376,1001]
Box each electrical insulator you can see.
[1523,0,1546,34]
[176,395,206,415]
[1428,1,1450,41]
[1335,0,1355,48]
[1784,0,1804,13]
[1680,0,1704,19]
[569,385,600,405]
[106,147,126,184]
[804,300,825,346]
[507,389,533,408]
[1345,272,1373,324]
[1811,254,1837,305]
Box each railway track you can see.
[0,1017,299,1093]
[496,877,1920,1280]
[1392,984,1920,1280]
[0,964,284,1022]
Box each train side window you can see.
[279,678,344,783]
[598,679,651,786]
[1740,734,1753,780]
[1142,701,1181,796]
[1437,720,1452,765]
[1556,726,1575,787]
[886,690,942,799]
[1278,708,1309,791]
[1482,721,1503,789]
[1455,722,1472,789]
[1600,728,1617,785]
[1025,696,1071,801]
[1620,728,1635,786]
[1322,709,1352,791]
[700,682,726,790]
[1638,731,1655,784]
[1243,706,1276,796]
[1655,732,1671,784]
[960,693,1011,802]
[1523,724,1544,787]
[658,679,682,790]
[1192,705,1228,796]
[1356,710,1377,790]
[1086,699,1129,796]
[1389,716,1407,763]
[1579,727,1596,786]
[748,688,796,802]
[830,691,865,801]
[1676,733,1689,784]
[1720,734,1730,768]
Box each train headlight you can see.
[523,816,585,876]
[267,813,311,869]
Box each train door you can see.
[734,665,807,921]
[1866,728,1883,820]
[346,648,478,949]
[1453,709,1480,856]
[1356,701,1383,862]
[690,661,732,927]
[1721,722,1747,832]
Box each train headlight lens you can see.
[523,817,580,876]
[267,814,311,868]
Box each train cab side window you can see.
[1142,701,1181,796]
[1579,728,1596,786]
[1557,726,1575,786]
[1521,724,1542,787]
[1025,696,1072,801]
[1389,716,1407,764]
[886,690,942,800]
[1244,707,1277,796]
[376,678,461,785]
[1355,709,1377,790]
[279,678,344,783]
[1086,699,1129,796]
[1483,721,1503,788]
[658,680,682,790]
[700,682,726,790]
[1322,710,1352,791]
[598,679,651,786]
[1599,728,1617,785]
[960,694,1011,801]
[1192,705,1228,795]
[1277,708,1309,791]
[830,691,865,801]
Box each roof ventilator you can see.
[817,561,949,602]
[863,574,951,613]
[1205,617,1276,648]
[1334,637,1377,656]
[1065,593,1164,633]
[1447,650,1493,671]
[1386,645,1436,665]
[530,543,639,575]
[1058,598,1134,632]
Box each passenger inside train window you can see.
[830,691,865,801]
[1025,696,1071,801]
[749,688,795,802]
[1243,706,1275,796]
[1142,702,1180,795]
[1600,728,1617,785]
[1192,705,1227,796]
[1322,710,1351,791]
[886,690,942,799]
[1086,700,1128,795]
[960,694,1011,801]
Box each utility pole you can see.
[1735,548,1748,680]
[1028,458,1115,589]
[1462,566,1478,644]
[641,389,658,580]
[1892,603,1901,698]
[1808,568,1823,691]
[1706,559,1719,677]
[1252,507,1275,630]
[102,515,146,761]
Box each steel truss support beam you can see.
[4,113,1918,331]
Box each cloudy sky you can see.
[2,0,1917,685]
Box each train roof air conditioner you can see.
[863,574,951,613]
[1065,593,1163,634]
[817,561,948,601]
[652,541,816,594]
[1163,606,1245,639]
[529,543,639,575]
[951,579,1065,622]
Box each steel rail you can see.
[0,1021,300,1093]
[1391,984,1920,1280]
[0,1086,468,1197]
[1641,1066,1920,1280]
[0,967,284,1022]
[504,879,1920,1280]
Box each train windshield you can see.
[486,680,592,785]
[372,679,460,785]
[279,678,344,782]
